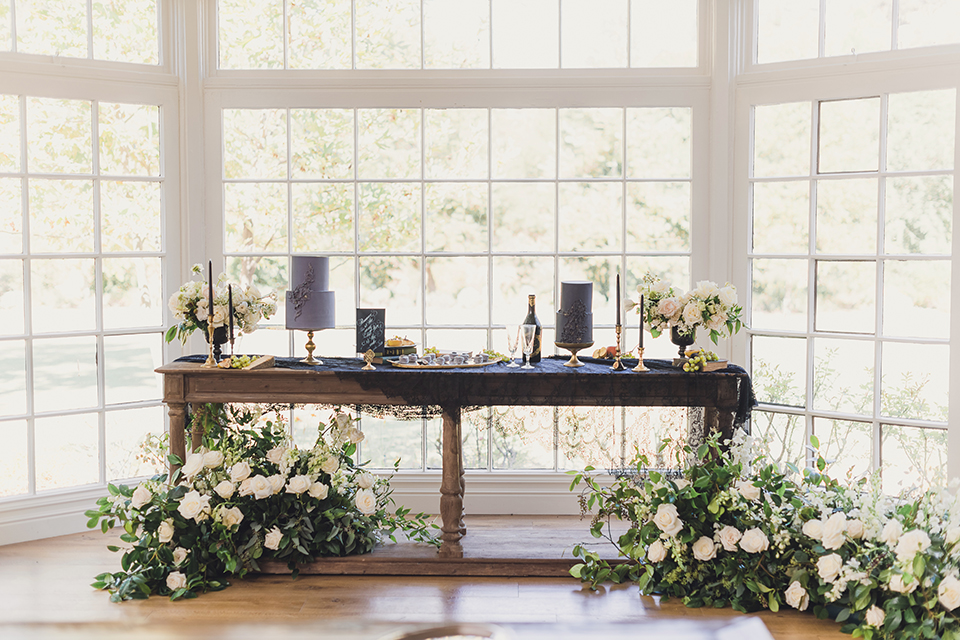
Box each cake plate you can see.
[555,342,594,368]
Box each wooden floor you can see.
[0,516,848,640]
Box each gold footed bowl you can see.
[555,342,594,368]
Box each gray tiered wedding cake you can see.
[285,256,336,330]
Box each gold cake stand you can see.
[555,341,594,368]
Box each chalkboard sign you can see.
[356,308,386,355]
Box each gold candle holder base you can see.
[556,342,594,367]
[201,325,218,368]
[361,349,376,370]
[300,330,322,365]
[611,324,625,370]
[632,346,649,372]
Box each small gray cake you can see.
[285,256,336,330]
[556,281,593,344]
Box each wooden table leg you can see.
[439,404,464,558]
[167,402,187,478]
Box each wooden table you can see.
[156,357,748,558]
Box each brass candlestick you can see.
[201,323,217,368]
[300,330,322,365]
[632,346,649,372]
[611,324,625,371]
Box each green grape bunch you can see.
[682,348,718,372]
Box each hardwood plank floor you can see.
[0,516,848,640]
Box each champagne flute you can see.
[505,326,521,368]
[520,324,537,370]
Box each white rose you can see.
[285,475,312,495]
[821,512,847,550]
[347,428,365,444]
[692,536,717,561]
[166,571,187,591]
[736,480,761,502]
[308,482,329,500]
[131,484,153,509]
[651,279,670,296]
[335,413,352,429]
[268,474,285,495]
[864,604,885,627]
[846,519,864,540]
[674,478,690,491]
[202,450,224,469]
[739,528,770,554]
[881,520,903,546]
[239,475,273,500]
[266,446,288,464]
[176,490,211,522]
[181,453,204,479]
[889,573,917,594]
[938,575,960,611]
[694,281,720,299]
[355,488,377,515]
[895,529,932,563]
[218,505,244,529]
[682,301,702,326]
[718,285,737,308]
[229,461,251,483]
[947,527,960,545]
[652,503,683,537]
[657,297,681,320]
[321,456,340,475]
[802,519,823,540]
[785,581,809,611]
[356,472,376,490]
[264,526,283,551]
[214,480,235,499]
[647,539,667,563]
[718,525,743,552]
[172,546,189,566]
[817,553,843,583]
[157,518,175,543]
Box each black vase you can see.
[670,325,696,358]
[204,325,229,361]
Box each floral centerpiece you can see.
[630,272,743,344]
[164,264,277,344]
[87,404,437,601]
[568,435,960,640]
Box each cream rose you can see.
[181,453,204,479]
[657,297,681,320]
[864,605,885,627]
[131,484,153,509]
[938,575,960,611]
[355,488,377,515]
[157,518,175,543]
[264,526,283,551]
[229,461,251,483]
[889,573,917,594]
[268,474,285,495]
[285,475,312,495]
[736,480,761,502]
[647,539,667,563]
[719,285,737,307]
[881,519,903,546]
[718,525,743,552]
[356,472,376,490]
[895,529,932,563]
[784,581,809,611]
[172,547,189,566]
[320,456,340,475]
[202,450,224,469]
[347,428,365,444]
[266,446,288,465]
[817,553,843,583]
[739,528,769,554]
[308,482,329,500]
[239,475,273,500]
[166,571,187,591]
[335,413,352,430]
[652,503,683,537]
[692,536,717,561]
[176,490,211,522]
[947,527,960,546]
[218,505,244,529]
[821,512,847,550]
[681,301,702,326]
[801,519,823,540]
[846,519,864,540]
[214,480,235,499]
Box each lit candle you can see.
[639,294,644,349]
[228,284,234,350]
[208,260,214,332]
[616,272,621,327]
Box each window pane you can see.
[824,0,892,57]
[426,410,489,469]
[813,418,872,480]
[815,178,877,254]
[559,108,622,178]
[101,181,161,252]
[491,406,555,469]
[625,182,689,252]
[92,0,159,65]
[17,0,87,58]
[355,0,421,69]
[882,424,947,492]
[558,182,622,252]
[227,255,288,326]
[626,107,691,179]
[883,260,950,339]
[0,420,27,497]
[425,183,488,252]
[754,103,811,177]
[292,183,355,253]
[425,109,488,179]
[562,0,627,68]
[491,183,555,253]
[818,98,880,174]
[223,109,287,179]
[813,337,874,415]
[0,94,20,172]
[358,182,420,252]
[359,256,421,325]
[33,336,98,412]
[102,257,163,329]
[623,407,689,467]
[425,256,488,325]
[558,406,620,470]
[630,0,697,67]
[218,0,283,69]
[887,90,956,172]
[751,335,806,406]
[898,0,960,49]
[224,182,288,253]
[0,340,27,416]
[491,109,556,179]
[751,181,809,254]
[0,178,22,253]
[106,406,165,481]
[424,0,490,69]
[288,0,351,69]
[885,176,953,255]
[99,103,161,177]
[492,0,559,69]
[31,258,96,332]
[492,256,554,327]
[815,260,876,333]
[881,342,947,422]
[104,333,162,404]
[29,179,94,253]
[291,109,354,179]
[757,0,819,64]
[35,413,99,491]
[360,412,422,469]
[0,3,9,53]
[752,411,805,471]
[751,258,808,332]
[27,98,92,174]
[358,109,421,179]
[0,259,24,335]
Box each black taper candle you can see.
[228,284,234,356]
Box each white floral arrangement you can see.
[164,264,277,344]
[629,272,743,343]
[87,404,437,601]
[570,434,960,640]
